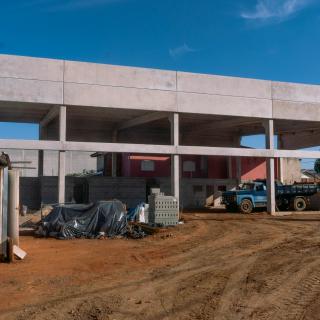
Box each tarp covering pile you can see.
[38,200,128,239]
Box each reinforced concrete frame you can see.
[1,54,320,214]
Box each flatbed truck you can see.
[221,180,320,214]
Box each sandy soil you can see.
[2,212,320,320]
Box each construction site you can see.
[2,54,320,319]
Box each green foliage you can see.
[314,159,320,174]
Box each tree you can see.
[314,159,320,174]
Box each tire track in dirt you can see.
[254,263,320,320]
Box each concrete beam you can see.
[40,106,59,127]
[177,146,272,158]
[117,112,168,131]
[187,118,262,136]
[2,139,320,159]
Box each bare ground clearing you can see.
[1,212,320,319]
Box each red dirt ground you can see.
[2,212,320,319]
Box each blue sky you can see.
[0,0,319,168]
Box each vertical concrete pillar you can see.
[264,119,276,214]
[278,135,284,183]
[0,168,8,258]
[170,113,180,203]
[58,152,66,204]
[8,170,19,246]
[236,157,241,184]
[266,158,276,214]
[38,125,47,177]
[58,106,66,204]
[112,130,117,178]
[227,157,233,179]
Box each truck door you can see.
[254,184,267,207]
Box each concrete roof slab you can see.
[178,71,271,99]
[0,54,63,82]
[272,82,320,104]
[177,92,272,118]
[0,78,63,105]
[273,100,320,121]
[64,60,176,91]
[64,82,177,112]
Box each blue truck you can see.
[221,180,320,214]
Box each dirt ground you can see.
[2,211,320,320]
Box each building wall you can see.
[3,149,97,177]
[241,157,267,181]
[281,158,301,184]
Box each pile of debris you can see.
[36,200,146,239]
[36,189,180,240]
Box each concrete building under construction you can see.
[0,54,319,213]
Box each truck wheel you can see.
[239,199,253,214]
[293,197,307,212]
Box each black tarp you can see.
[38,200,128,239]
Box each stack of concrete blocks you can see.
[148,188,179,226]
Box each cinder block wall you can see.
[20,176,146,209]
[20,176,237,210]
[87,177,146,208]
[20,177,41,209]
[155,177,237,208]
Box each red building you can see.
[118,153,279,181]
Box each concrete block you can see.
[0,78,63,104]
[64,60,176,91]
[0,54,63,82]
[64,82,177,111]
[273,100,320,121]
[177,92,272,118]
[178,72,271,99]
[272,81,320,104]
[13,245,27,260]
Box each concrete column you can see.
[58,106,66,204]
[266,158,276,214]
[264,119,276,214]
[38,125,47,177]
[112,130,117,177]
[58,151,66,204]
[59,106,66,142]
[170,113,180,203]
[278,135,284,183]
[227,157,233,179]
[8,170,19,246]
[236,157,241,184]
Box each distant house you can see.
[301,169,320,183]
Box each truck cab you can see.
[222,181,267,214]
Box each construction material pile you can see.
[148,189,179,226]
[37,200,131,239]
